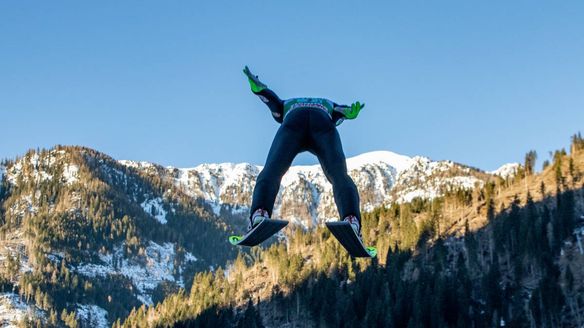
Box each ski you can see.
[229,219,288,247]
[326,221,377,258]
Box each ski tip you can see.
[366,247,377,258]
[229,235,242,245]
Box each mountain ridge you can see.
[119,149,506,229]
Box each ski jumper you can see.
[245,68,364,225]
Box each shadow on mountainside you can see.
[178,185,583,328]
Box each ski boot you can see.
[343,215,363,242]
[248,208,269,232]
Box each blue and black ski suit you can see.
[249,86,362,224]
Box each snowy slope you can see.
[141,198,168,224]
[2,150,82,225]
[161,151,411,226]
[75,241,198,305]
[76,304,108,328]
[4,150,79,186]
[392,156,484,203]
[0,293,44,327]
[122,150,491,228]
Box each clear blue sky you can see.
[1,1,583,171]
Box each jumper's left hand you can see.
[345,101,364,119]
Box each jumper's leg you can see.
[312,128,361,223]
[250,124,302,218]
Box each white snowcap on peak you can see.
[346,151,413,172]
[489,163,520,179]
[123,151,415,176]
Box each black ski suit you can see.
[249,87,361,223]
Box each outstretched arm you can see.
[332,101,365,126]
[243,66,284,123]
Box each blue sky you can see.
[1,1,583,171]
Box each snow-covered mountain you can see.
[121,150,496,229]
[0,146,519,327]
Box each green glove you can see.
[243,66,267,93]
[344,101,365,119]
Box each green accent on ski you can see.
[366,246,377,258]
[229,235,243,245]
[243,66,267,93]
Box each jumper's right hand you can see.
[243,66,267,93]
[243,66,255,79]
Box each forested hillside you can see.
[0,146,236,327]
[119,133,584,328]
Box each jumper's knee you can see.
[257,167,285,186]
[329,172,354,188]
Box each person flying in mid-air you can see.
[243,66,366,242]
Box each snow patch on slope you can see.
[8,153,52,184]
[394,157,484,203]
[76,304,108,328]
[76,241,197,305]
[62,164,79,184]
[0,293,28,327]
[0,230,33,276]
[6,193,38,218]
[0,292,43,327]
[141,198,168,224]
[398,189,439,203]
[5,150,82,187]
[118,160,156,170]
[191,163,260,200]
[176,168,195,190]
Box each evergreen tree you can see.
[524,150,537,176]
